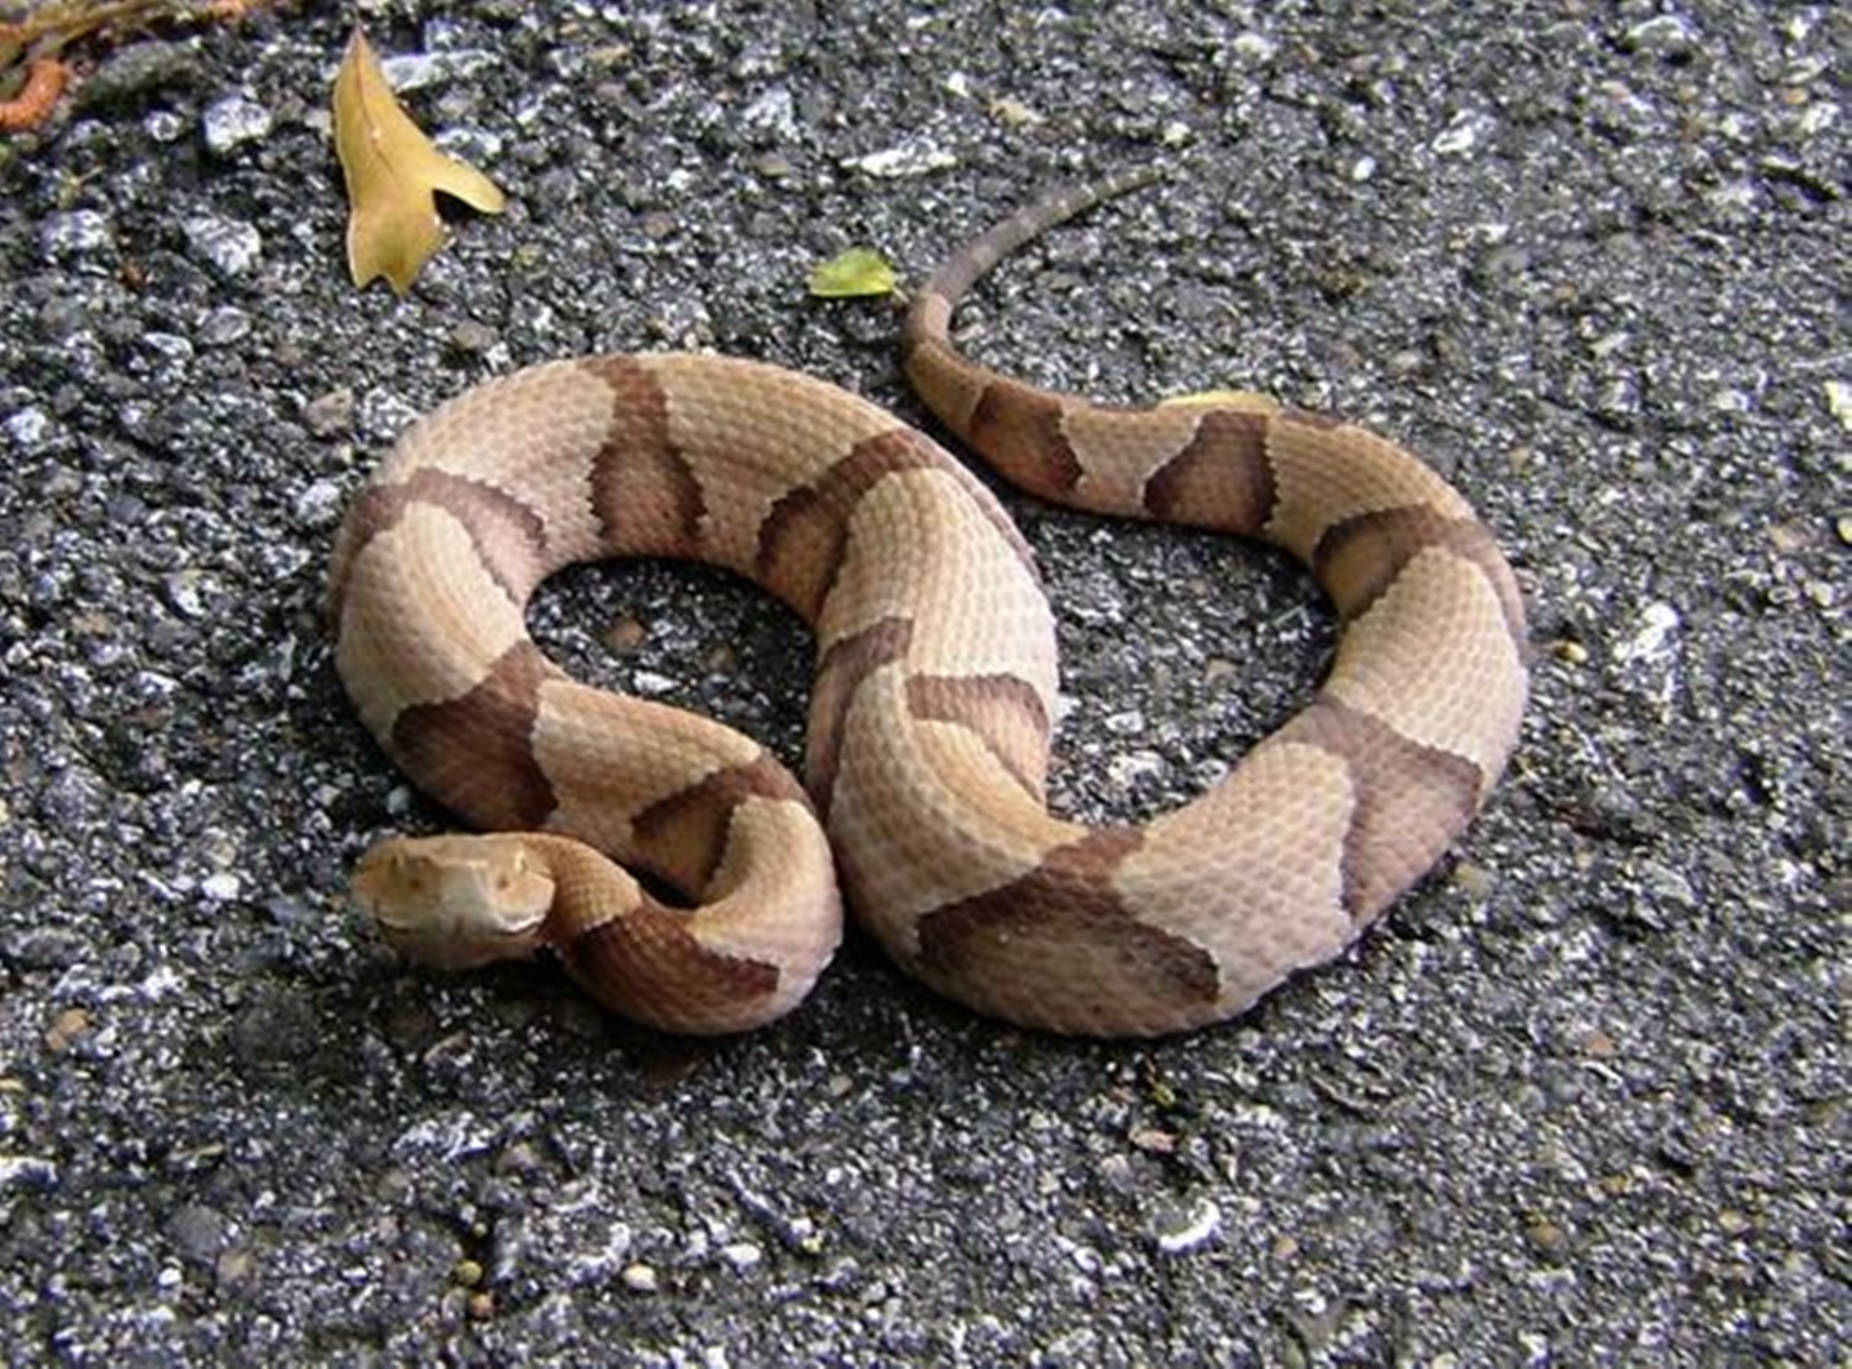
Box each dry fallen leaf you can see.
[2,1,273,135]
[332,26,505,295]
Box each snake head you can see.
[352,834,555,970]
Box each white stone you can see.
[202,97,272,154]
[183,215,262,278]
[1154,1199,1221,1255]
[845,142,958,179]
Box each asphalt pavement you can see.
[0,3,1844,1364]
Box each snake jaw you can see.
[353,835,555,971]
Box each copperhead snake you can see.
[329,170,1529,1037]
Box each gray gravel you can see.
[1,2,1845,1364]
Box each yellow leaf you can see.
[807,247,897,298]
[332,26,506,295]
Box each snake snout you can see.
[352,835,555,970]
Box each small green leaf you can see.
[808,247,897,298]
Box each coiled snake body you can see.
[330,173,1528,1036]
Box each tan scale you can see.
[1321,547,1527,774]
[335,507,529,736]
[398,364,622,566]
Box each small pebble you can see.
[198,307,252,346]
[1623,14,1696,59]
[1128,1126,1178,1155]
[183,215,262,279]
[1433,111,1494,156]
[45,1008,91,1053]
[604,617,648,653]
[1153,1199,1221,1255]
[988,96,1043,128]
[0,1157,58,1191]
[201,96,272,154]
[6,408,58,451]
[1615,602,1679,663]
[381,48,497,93]
[721,1241,762,1270]
[1526,1218,1570,1260]
[1452,861,1496,900]
[40,211,114,259]
[448,320,497,355]
[293,480,343,529]
[740,86,797,137]
[846,142,957,178]
[166,1203,228,1266]
[302,389,356,438]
